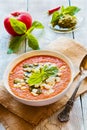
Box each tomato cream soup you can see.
[9,55,71,100]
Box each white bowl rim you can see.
[3,50,74,103]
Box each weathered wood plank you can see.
[70,0,87,48]
[69,0,86,129]
[81,94,87,130]
[70,0,87,130]
[0,0,27,128]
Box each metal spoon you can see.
[57,54,87,122]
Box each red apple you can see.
[4,11,32,36]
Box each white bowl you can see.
[3,50,74,106]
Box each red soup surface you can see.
[9,55,71,100]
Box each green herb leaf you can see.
[51,11,60,23]
[44,65,58,77]
[27,33,40,50]
[61,6,65,13]
[10,18,27,34]
[32,21,44,29]
[28,71,43,86]
[28,65,58,86]
[62,6,80,16]
[27,21,44,33]
[51,11,61,27]
[7,34,26,54]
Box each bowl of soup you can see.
[3,50,74,106]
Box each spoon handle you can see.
[57,74,86,122]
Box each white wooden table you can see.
[0,0,87,129]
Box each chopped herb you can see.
[14,78,21,84]
[36,88,42,94]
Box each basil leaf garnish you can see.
[10,18,27,34]
[28,65,58,86]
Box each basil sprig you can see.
[8,19,44,54]
[28,65,58,86]
[51,6,80,26]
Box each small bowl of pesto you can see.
[49,6,82,33]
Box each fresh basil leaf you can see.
[10,18,27,34]
[62,6,80,16]
[26,21,44,34]
[51,11,61,27]
[44,65,58,76]
[51,11,60,23]
[27,33,40,50]
[27,71,43,86]
[61,6,65,13]
[27,21,44,33]
[32,21,44,29]
[7,34,26,54]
